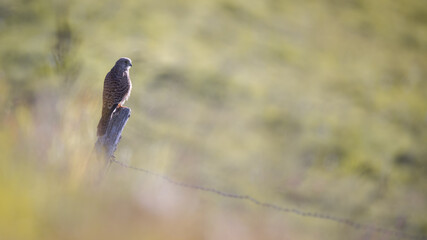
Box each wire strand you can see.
[111,159,426,240]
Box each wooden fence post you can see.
[94,107,131,167]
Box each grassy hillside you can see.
[0,0,426,239]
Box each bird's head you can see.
[115,57,133,71]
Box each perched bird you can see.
[97,57,133,136]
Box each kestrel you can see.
[97,57,133,136]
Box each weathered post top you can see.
[95,107,131,164]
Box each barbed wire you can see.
[111,159,426,240]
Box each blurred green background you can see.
[0,0,426,239]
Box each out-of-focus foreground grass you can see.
[0,0,426,239]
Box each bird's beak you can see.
[130,63,133,67]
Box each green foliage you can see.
[0,0,426,239]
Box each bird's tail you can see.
[97,104,117,136]
[97,115,110,136]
